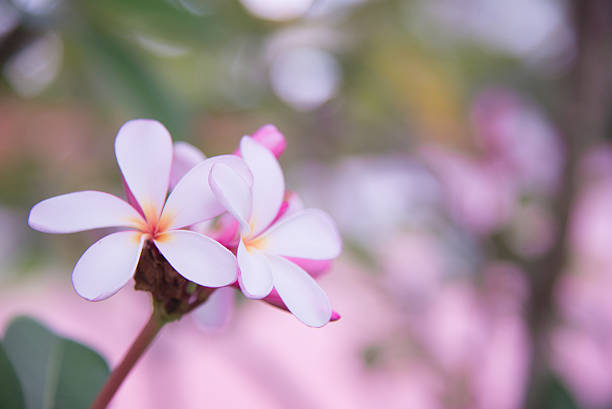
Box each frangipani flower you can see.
[170,124,287,249]
[189,189,341,329]
[28,119,251,301]
[170,129,339,328]
[209,136,342,327]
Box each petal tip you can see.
[237,273,273,299]
[71,275,111,302]
[251,124,286,158]
[27,206,43,231]
[27,200,56,233]
[239,135,254,151]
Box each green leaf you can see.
[63,13,189,136]
[532,373,583,409]
[543,375,581,409]
[0,342,26,409]
[3,316,110,409]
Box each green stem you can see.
[89,311,165,409]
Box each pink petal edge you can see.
[234,124,286,158]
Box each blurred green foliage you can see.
[2,316,110,409]
[0,342,26,409]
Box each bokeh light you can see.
[240,0,314,21]
[269,46,341,111]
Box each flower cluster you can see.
[28,120,341,327]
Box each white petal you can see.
[72,231,144,301]
[267,255,331,327]
[162,155,252,230]
[271,191,304,224]
[193,287,235,330]
[209,163,252,233]
[237,239,273,298]
[240,136,285,236]
[170,141,207,189]
[115,119,173,222]
[28,191,144,233]
[257,209,341,260]
[154,230,237,287]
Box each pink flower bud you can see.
[252,124,286,157]
[234,124,286,158]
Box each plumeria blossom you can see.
[28,119,252,301]
[170,125,286,249]
[209,135,342,327]
[194,187,340,329]
[171,125,341,327]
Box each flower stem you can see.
[89,311,165,409]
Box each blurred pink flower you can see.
[0,260,401,409]
[553,270,612,408]
[378,232,444,308]
[572,146,612,270]
[506,200,556,259]
[210,136,342,327]
[292,157,441,247]
[472,88,564,195]
[428,269,529,409]
[578,144,612,182]
[28,119,250,300]
[422,145,515,235]
[570,179,612,268]
[553,156,612,408]
[423,284,488,371]
[386,261,529,409]
[551,325,612,408]
[472,314,528,409]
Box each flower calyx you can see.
[134,240,214,322]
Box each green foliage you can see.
[542,375,581,409]
[72,22,188,136]
[2,316,110,409]
[530,373,583,409]
[0,342,26,409]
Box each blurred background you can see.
[1,0,612,408]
